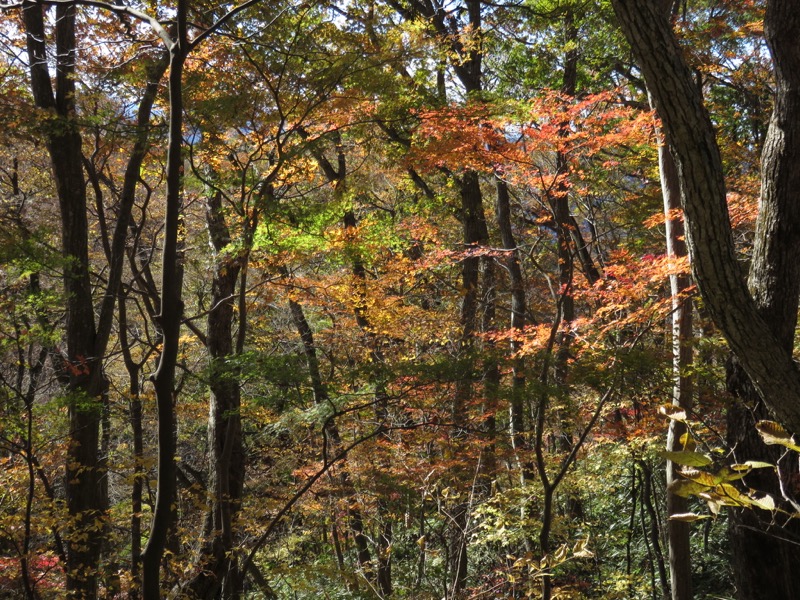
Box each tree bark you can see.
[18,5,170,595]
[725,366,800,600]
[610,0,800,436]
[141,6,188,595]
[612,1,800,598]
[21,4,102,596]
[495,177,528,473]
[657,128,693,600]
[187,191,247,599]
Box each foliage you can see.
[0,0,780,598]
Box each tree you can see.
[0,0,773,597]
[611,0,800,598]
[14,3,143,595]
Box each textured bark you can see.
[19,5,169,595]
[495,178,528,465]
[612,1,800,598]
[750,0,800,349]
[187,191,246,599]
[725,366,800,600]
[611,0,800,436]
[21,4,101,596]
[725,2,800,580]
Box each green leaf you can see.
[668,479,712,498]
[661,450,713,467]
[729,463,753,472]
[744,460,775,469]
[713,466,747,483]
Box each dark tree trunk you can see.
[611,0,800,436]
[495,177,528,472]
[343,196,395,596]
[286,292,376,588]
[382,0,490,591]
[448,167,490,597]
[187,191,247,599]
[19,4,169,595]
[726,11,800,574]
[612,1,800,598]
[639,461,670,600]
[141,7,188,595]
[119,294,147,598]
[726,363,800,600]
[21,5,102,596]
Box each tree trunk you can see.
[725,366,800,600]
[639,461,670,600]
[119,294,147,598]
[611,0,800,436]
[187,191,246,599]
[612,1,800,598]
[141,9,188,595]
[21,5,102,596]
[495,177,528,475]
[19,5,170,595]
[655,116,694,600]
[727,13,800,574]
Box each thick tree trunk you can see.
[187,191,246,599]
[20,5,169,595]
[21,5,103,596]
[725,365,800,599]
[448,168,491,597]
[725,6,800,577]
[611,0,800,436]
[383,0,488,593]
[612,1,800,598]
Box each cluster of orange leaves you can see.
[408,91,654,186]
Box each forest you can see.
[1,0,799,598]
